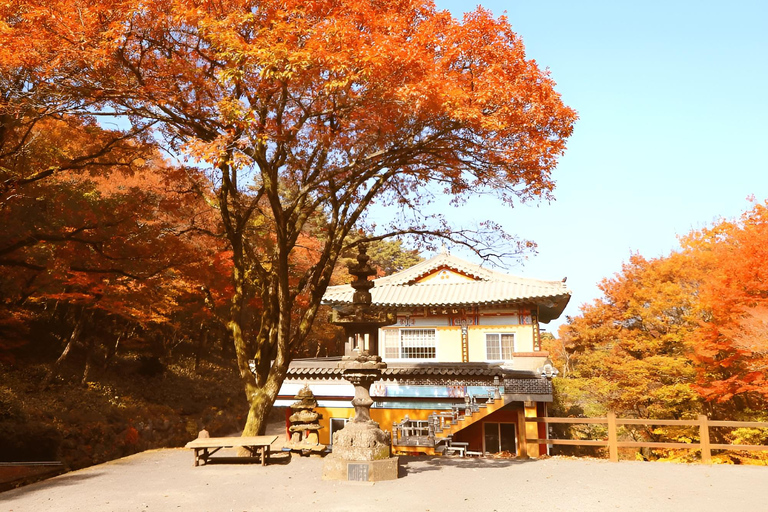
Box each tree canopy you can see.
[2,0,576,435]
[552,201,768,462]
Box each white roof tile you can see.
[324,252,571,322]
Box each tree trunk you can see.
[81,336,96,385]
[242,379,281,436]
[194,328,207,374]
[235,363,286,455]
[44,307,88,386]
[103,330,125,371]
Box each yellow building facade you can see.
[274,251,570,458]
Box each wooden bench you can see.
[445,441,469,457]
[184,435,277,467]
[444,446,465,457]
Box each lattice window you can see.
[399,328,436,359]
[486,333,514,361]
[383,328,399,359]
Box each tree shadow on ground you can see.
[3,471,103,496]
[398,455,534,475]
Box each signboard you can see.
[347,463,369,481]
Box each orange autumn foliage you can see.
[683,202,768,403]
[0,112,228,368]
[555,251,703,420]
[2,0,576,436]
[558,201,768,424]
[552,202,768,463]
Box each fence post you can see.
[517,408,529,459]
[699,414,711,464]
[607,411,618,462]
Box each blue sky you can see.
[427,0,768,332]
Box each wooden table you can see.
[184,436,278,467]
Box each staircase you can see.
[392,392,517,456]
[432,393,516,440]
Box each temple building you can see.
[273,250,571,457]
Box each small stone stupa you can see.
[285,384,326,456]
[322,245,399,481]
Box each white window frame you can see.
[485,332,515,361]
[383,328,400,359]
[381,328,438,360]
[329,417,349,446]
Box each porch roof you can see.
[284,358,547,380]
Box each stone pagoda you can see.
[285,384,326,456]
[321,245,399,481]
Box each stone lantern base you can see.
[321,456,399,482]
[320,403,401,481]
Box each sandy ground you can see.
[2,423,767,512]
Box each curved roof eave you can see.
[323,252,572,323]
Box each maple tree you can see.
[550,252,707,460]
[554,252,703,418]
[553,201,768,461]
[683,202,768,406]
[0,111,226,380]
[2,0,576,435]
[1,16,211,371]
[557,202,768,412]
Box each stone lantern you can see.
[285,384,326,456]
[321,245,399,481]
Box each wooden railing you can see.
[524,413,768,463]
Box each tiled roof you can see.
[285,358,545,380]
[323,252,571,323]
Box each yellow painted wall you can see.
[466,325,535,361]
[382,323,536,363]
[435,326,462,362]
[313,407,435,445]
[514,326,535,352]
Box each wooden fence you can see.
[523,413,768,463]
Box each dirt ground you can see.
[2,422,767,512]
[3,450,767,512]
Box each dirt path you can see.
[2,447,766,512]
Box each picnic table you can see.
[184,435,278,467]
